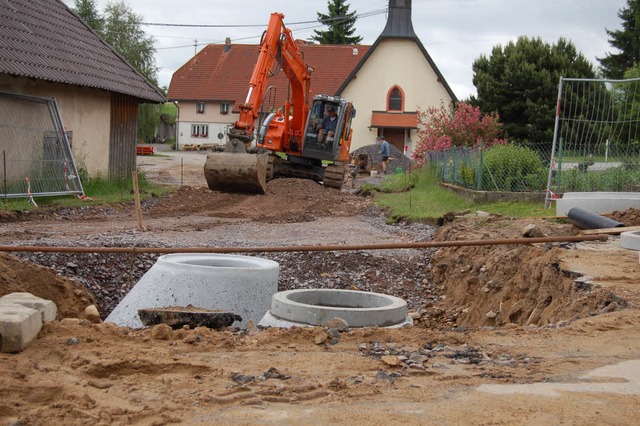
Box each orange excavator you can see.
[203,12,356,193]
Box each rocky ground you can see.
[1,150,640,424]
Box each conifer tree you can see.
[312,0,362,45]
[598,0,640,79]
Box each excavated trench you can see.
[11,237,625,329]
[4,178,638,329]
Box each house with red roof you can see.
[168,0,456,156]
[0,0,166,181]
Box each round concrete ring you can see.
[269,289,408,327]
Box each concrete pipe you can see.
[259,289,412,328]
[106,254,279,328]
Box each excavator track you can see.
[322,164,346,189]
[265,154,277,181]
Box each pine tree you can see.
[312,0,362,45]
[598,0,640,79]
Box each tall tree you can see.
[100,2,160,140]
[598,0,640,79]
[470,37,597,145]
[102,1,158,85]
[312,0,362,44]
[73,0,104,33]
[76,1,161,141]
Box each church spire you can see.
[380,0,417,38]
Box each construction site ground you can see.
[1,147,640,425]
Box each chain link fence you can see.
[425,139,639,197]
[424,78,640,201]
[425,141,552,193]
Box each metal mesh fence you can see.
[425,142,552,193]
[424,78,640,201]
[0,92,83,200]
[545,77,640,207]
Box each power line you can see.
[140,8,386,29]
[152,8,387,51]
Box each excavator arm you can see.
[230,12,311,149]
[204,12,313,194]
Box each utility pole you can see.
[194,39,198,55]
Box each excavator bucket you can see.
[203,152,268,194]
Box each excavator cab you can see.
[301,96,355,162]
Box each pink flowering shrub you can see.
[412,102,507,167]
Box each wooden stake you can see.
[132,171,146,231]
[578,225,640,236]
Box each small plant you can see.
[460,162,476,186]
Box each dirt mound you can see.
[426,215,628,328]
[609,207,640,225]
[0,253,95,318]
[144,178,371,223]
[351,143,414,173]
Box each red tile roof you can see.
[168,43,371,107]
[371,111,418,128]
[0,0,165,102]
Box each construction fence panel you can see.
[0,92,83,199]
[545,77,640,207]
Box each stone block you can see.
[0,292,57,321]
[0,303,43,353]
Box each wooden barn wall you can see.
[109,93,138,181]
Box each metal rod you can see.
[0,234,608,254]
[3,150,6,204]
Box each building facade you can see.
[168,0,456,156]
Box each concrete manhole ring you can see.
[260,288,411,328]
[106,254,279,328]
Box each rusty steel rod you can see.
[0,234,607,254]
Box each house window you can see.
[220,102,230,114]
[388,86,403,111]
[191,124,209,138]
[196,102,205,114]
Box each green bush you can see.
[481,144,546,191]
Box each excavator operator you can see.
[317,106,338,145]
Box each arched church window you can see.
[388,86,403,111]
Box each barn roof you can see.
[0,0,166,103]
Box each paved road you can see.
[136,145,210,187]
[560,161,622,171]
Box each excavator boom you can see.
[204,13,311,194]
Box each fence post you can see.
[556,137,564,192]
[476,141,484,190]
[3,150,6,205]
[545,76,564,209]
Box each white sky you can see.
[62,0,628,100]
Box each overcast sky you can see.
[62,0,628,100]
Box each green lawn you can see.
[3,167,552,221]
[1,172,174,211]
[368,168,551,223]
